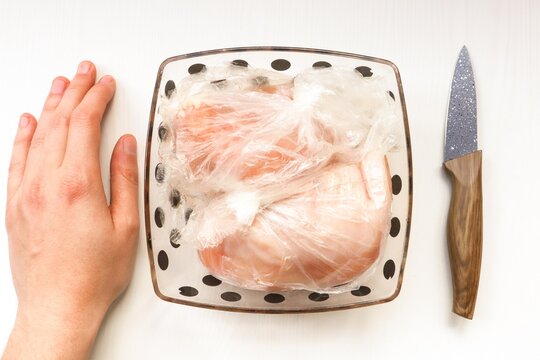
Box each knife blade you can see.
[443,46,483,320]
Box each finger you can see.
[40,76,70,116]
[7,113,37,202]
[23,77,69,172]
[109,135,139,236]
[63,75,116,167]
[38,61,96,167]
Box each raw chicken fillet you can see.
[161,65,397,292]
[199,156,391,291]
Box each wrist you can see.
[2,302,108,360]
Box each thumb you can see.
[110,134,140,235]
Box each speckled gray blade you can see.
[445,46,478,161]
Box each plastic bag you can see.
[159,64,398,292]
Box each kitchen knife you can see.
[444,46,483,320]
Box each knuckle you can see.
[123,214,140,234]
[29,133,45,150]
[111,206,139,236]
[63,85,81,97]
[5,195,24,231]
[5,199,18,228]
[4,208,21,232]
[119,165,139,187]
[50,110,70,128]
[22,179,46,210]
[59,169,92,204]
[70,108,96,127]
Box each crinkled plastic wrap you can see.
[159,64,399,293]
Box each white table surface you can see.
[1,0,539,358]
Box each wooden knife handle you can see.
[443,150,483,319]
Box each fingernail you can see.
[123,136,137,156]
[77,61,91,74]
[19,114,29,128]
[51,78,67,94]
[99,75,115,84]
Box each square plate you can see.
[145,47,412,313]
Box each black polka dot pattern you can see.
[154,207,164,228]
[355,66,373,77]
[185,208,193,222]
[179,286,199,297]
[169,228,181,248]
[169,189,181,208]
[165,80,176,98]
[388,90,395,101]
[391,175,402,195]
[221,292,242,302]
[383,260,396,279]
[231,59,248,67]
[271,59,291,71]
[390,217,401,237]
[157,250,169,270]
[158,123,168,142]
[264,293,285,304]
[188,63,206,74]
[202,275,222,286]
[351,286,371,297]
[312,61,331,68]
[308,292,329,302]
[155,163,165,183]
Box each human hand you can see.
[2,61,139,359]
